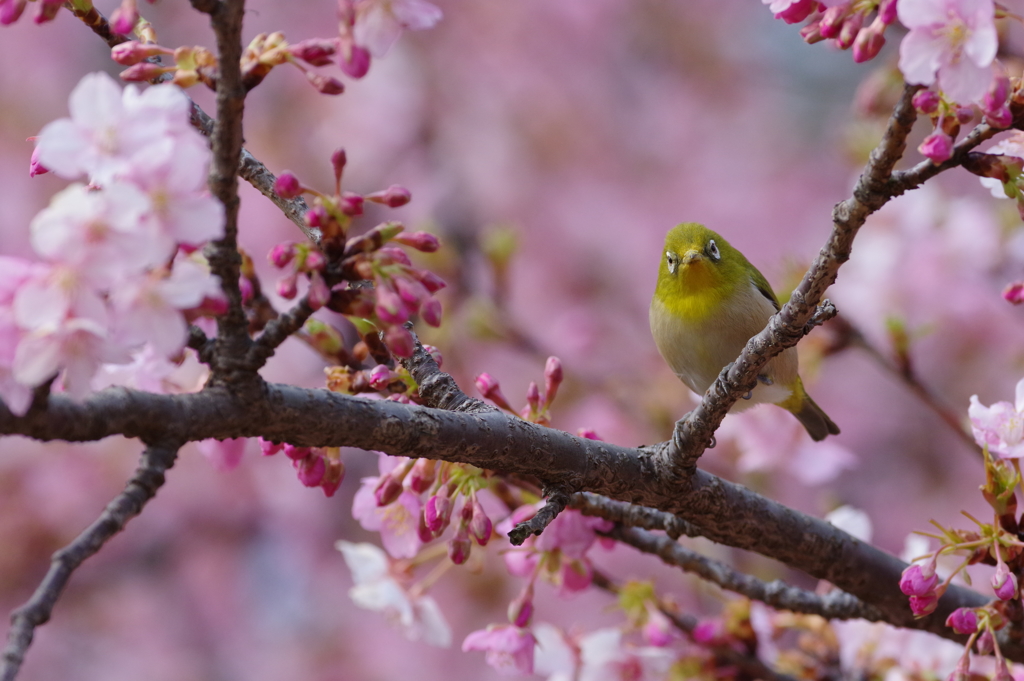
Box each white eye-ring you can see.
[707,240,721,262]
[666,251,679,274]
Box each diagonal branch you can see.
[608,525,883,622]
[0,441,180,681]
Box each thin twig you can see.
[0,441,180,681]
[247,296,315,368]
[571,492,702,540]
[608,526,884,622]
[508,489,570,546]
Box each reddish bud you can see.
[643,607,673,647]
[476,373,513,410]
[774,0,817,24]
[416,270,447,293]
[306,205,326,228]
[28,145,48,177]
[977,630,995,655]
[289,38,337,66]
[395,277,429,306]
[878,0,897,24]
[507,585,534,628]
[239,275,254,304]
[417,511,435,543]
[955,105,975,125]
[992,563,1018,600]
[919,131,953,165]
[561,559,593,592]
[578,428,602,440]
[0,0,26,25]
[420,295,442,327]
[912,89,940,115]
[376,286,411,325]
[986,106,1013,129]
[1003,282,1024,304]
[259,438,284,456]
[393,231,440,252]
[425,492,453,533]
[526,381,541,412]
[945,608,978,635]
[308,272,331,310]
[340,192,364,216]
[377,246,412,267]
[544,356,563,407]
[277,273,298,299]
[283,444,313,461]
[367,185,412,208]
[111,41,170,65]
[110,1,138,35]
[331,148,347,183]
[408,458,437,494]
[119,63,169,82]
[340,44,371,79]
[423,344,443,367]
[448,524,472,565]
[800,20,825,44]
[374,474,403,506]
[469,494,492,545]
[34,0,63,23]
[274,172,303,199]
[296,454,326,487]
[899,564,939,596]
[384,325,415,358]
[304,250,326,272]
[306,72,345,95]
[321,458,345,497]
[368,364,392,390]
[909,593,939,617]
[269,242,296,268]
[819,3,849,38]
[836,11,864,49]
[852,23,884,63]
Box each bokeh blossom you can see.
[896,0,997,103]
[969,377,1024,458]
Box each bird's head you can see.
[656,222,745,295]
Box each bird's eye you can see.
[706,240,721,262]
[665,251,679,274]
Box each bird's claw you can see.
[757,374,773,386]
[708,435,716,449]
[742,391,752,400]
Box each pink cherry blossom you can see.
[979,132,1024,197]
[462,625,536,676]
[352,478,424,558]
[896,0,998,104]
[196,438,247,472]
[336,541,452,647]
[968,377,1024,457]
[353,0,443,57]
[532,509,612,559]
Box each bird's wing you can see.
[749,270,781,312]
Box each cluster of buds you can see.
[325,362,420,399]
[1,0,80,26]
[773,0,897,64]
[268,240,330,309]
[260,440,345,497]
[271,148,444,358]
[475,356,563,426]
[239,32,344,94]
[914,72,1023,165]
[111,41,219,89]
[899,448,1024,673]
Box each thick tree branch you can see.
[0,441,180,681]
[0,384,999,653]
[608,526,883,622]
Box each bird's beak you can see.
[681,249,703,265]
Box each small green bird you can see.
[649,222,839,441]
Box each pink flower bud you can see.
[395,277,428,306]
[304,250,326,272]
[899,564,939,596]
[420,295,442,327]
[950,655,970,681]
[306,72,345,95]
[1003,282,1024,304]
[691,620,723,645]
[476,373,513,410]
[470,494,492,545]
[393,231,440,252]
[912,89,940,115]
[110,0,138,35]
[367,185,413,208]
[986,106,1013,129]
[384,325,415,358]
[800,20,825,44]
[423,344,443,367]
[119,63,169,82]
[375,474,403,507]
[368,364,392,390]
[955,105,975,125]
[277,273,298,299]
[578,428,602,440]
[289,38,337,66]
[306,205,326,228]
[945,607,978,635]
[321,459,345,497]
[507,586,534,628]
[909,593,939,616]
[239,276,254,304]
[377,246,412,267]
[416,270,447,293]
[560,559,592,593]
[269,242,296,268]
[296,454,326,487]
[448,526,472,565]
[408,458,437,494]
[977,630,995,654]
[0,0,26,25]
[376,286,411,325]
[774,0,817,24]
[819,3,849,39]
[526,381,540,412]
[308,272,331,310]
[259,438,284,456]
[919,131,953,165]
[852,23,884,63]
[340,44,371,79]
[283,444,312,461]
[417,511,435,543]
[111,41,170,65]
[878,0,896,24]
[28,145,48,177]
[331,147,347,183]
[643,606,673,647]
[34,0,63,24]
[274,172,303,199]
[340,192,364,216]
[992,563,1018,600]
[995,660,1014,681]
[544,356,563,407]
[425,492,453,533]
[836,10,864,49]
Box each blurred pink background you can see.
[3,1,1024,679]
